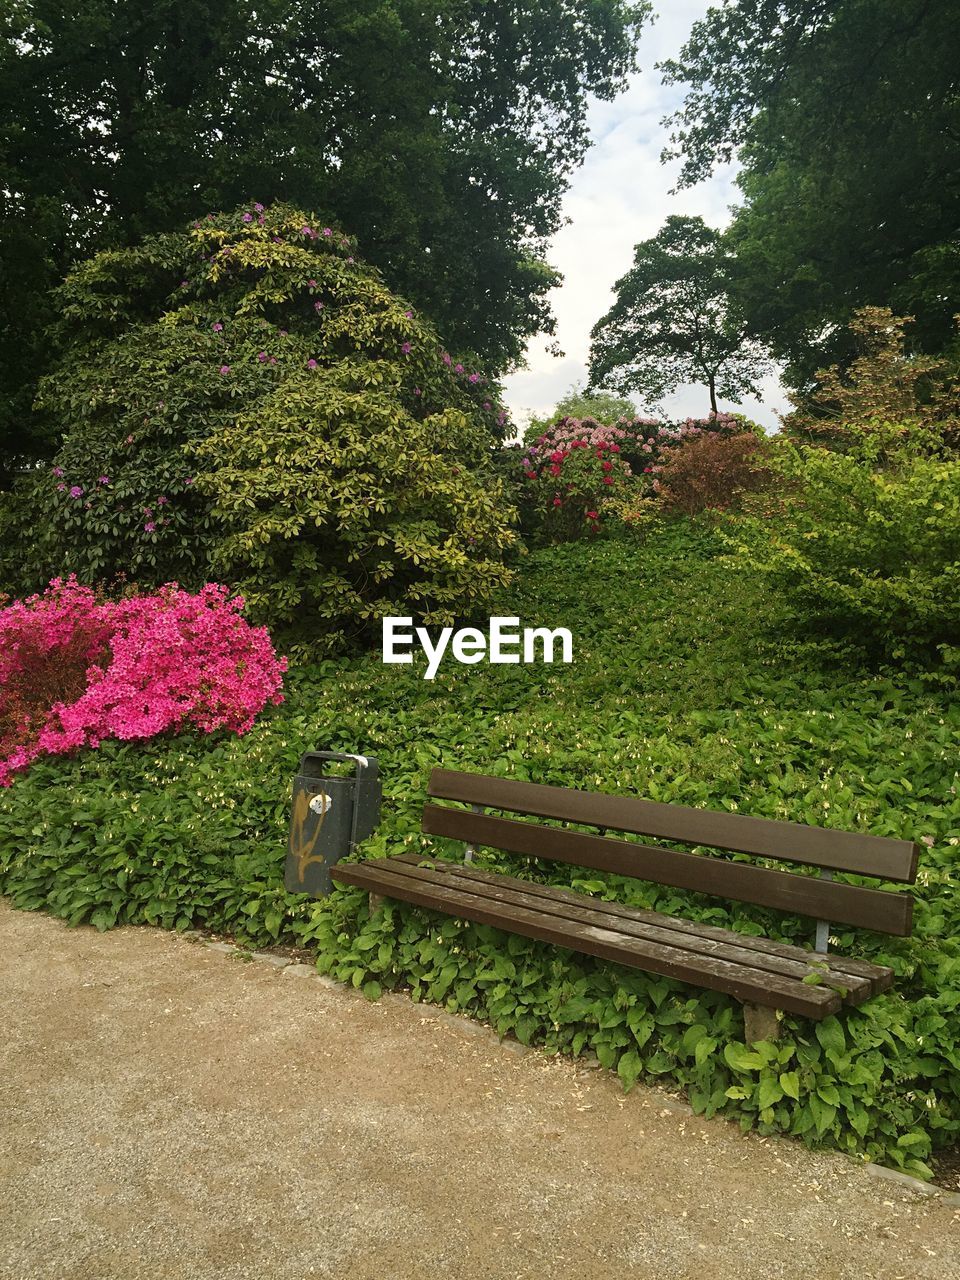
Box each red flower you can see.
[552,496,562,507]
[585,510,598,520]
[549,464,561,476]
[602,460,613,472]
[602,476,613,485]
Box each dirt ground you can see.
[2,899,959,1280]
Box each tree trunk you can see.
[708,375,718,416]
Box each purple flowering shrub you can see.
[15,203,513,640]
[0,577,286,786]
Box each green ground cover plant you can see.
[1,523,958,1176]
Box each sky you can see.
[501,0,790,433]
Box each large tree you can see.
[588,215,769,414]
[660,0,960,391]
[0,0,648,479]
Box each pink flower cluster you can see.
[0,578,286,786]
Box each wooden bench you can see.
[331,769,919,1042]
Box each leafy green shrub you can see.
[784,307,960,451]
[731,430,960,670]
[192,362,516,650]
[12,203,515,644]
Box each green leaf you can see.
[724,1042,766,1072]
[617,1049,643,1091]
[778,1071,801,1100]
[758,1074,784,1110]
[815,1017,846,1063]
[695,1036,718,1067]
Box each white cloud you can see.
[502,1,791,432]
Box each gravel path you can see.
[2,898,959,1280]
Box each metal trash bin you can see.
[284,751,381,896]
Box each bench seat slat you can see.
[382,856,875,1003]
[427,770,920,883]
[331,857,843,1018]
[391,853,894,997]
[422,805,913,937]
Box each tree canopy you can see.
[0,0,649,477]
[660,0,960,390]
[588,215,769,414]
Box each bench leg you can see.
[743,1003,781,1044]
[368,891,385,914]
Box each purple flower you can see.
[157,496,168,506]
[401,342,412,355]
[254,202,264,213]
[56,482,66,492]
[212,322,223,333]
[180,280,189,288]
[242,212,253,223]
[52,466,63,478]
[301,225,315,238]
[307,279,317,288]
[405,310,413,318]
[346,256,354,264]
[184,477,194,486]
[306,359,318,369]
[279,329,288,337]
[144,521,156,533]
[219,365,231,375]
[144,507,153,516]
[257,351,268,362]
[314,301,324,312]
[414,387,422,397]
[483,401,492,410]
[468,373,479,384]
[97,475,110,485]
[69,485,83,499]
[322,228,332,237]
[454,363,464,374]
[442,353,452,366]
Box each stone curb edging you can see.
[183,930,960,1207]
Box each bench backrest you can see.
[423,770,919,937]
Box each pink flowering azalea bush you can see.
[0,578,286,786]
